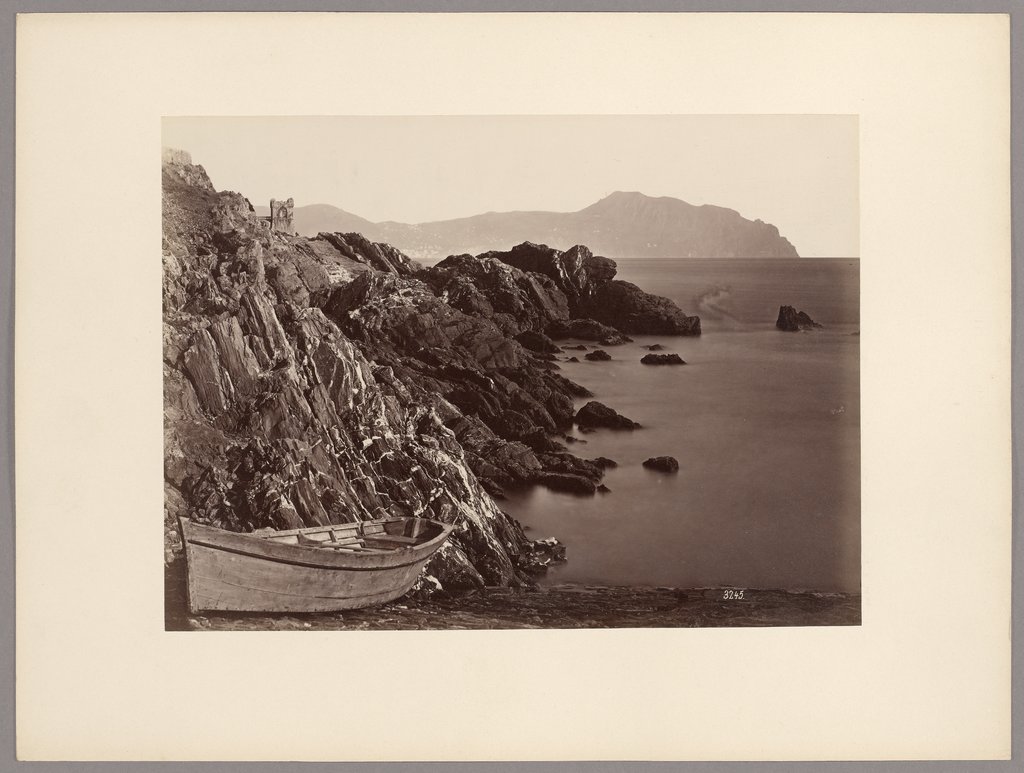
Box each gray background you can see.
[0,0,1019,769]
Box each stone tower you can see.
[269,198,294,234]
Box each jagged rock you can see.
[535,452,604,481]
[485,242,616,308]
[484,242,699,337]
[776,305,823,331]
[566,356,580,363]
[547,318,630,345]
[575,401,640,431]
[423,253,570,336]
[597,484,611,494]
[641,353,686,365]
[643,456,679,473]
[584,350,611,362]
[315,232,421,276]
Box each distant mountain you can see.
[259,191,799,260]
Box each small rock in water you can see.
[641,353,685,365]
[575,401,640,431]
[597,484,611,494]
[584,349,611,361]
[644,344,665,351]
[566,356,580,363]
[643,456,679,473]
[776,305,823,331]
[589,456,618,469]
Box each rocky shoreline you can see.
[162,149,703,598]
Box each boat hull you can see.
[179,518,453,613]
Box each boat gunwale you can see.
[178,516,455,572]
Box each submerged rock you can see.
[641,353,686,365]
[576,401,640,431]
[643,456,679,473]
[644,343,665,351]
[776,305,823,331]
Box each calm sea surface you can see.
[501,258,861,593]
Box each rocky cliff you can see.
[164,151,702,592]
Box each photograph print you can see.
[162,115,860,630]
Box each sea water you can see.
[502,258,861,593]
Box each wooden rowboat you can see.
[178,516,454,613]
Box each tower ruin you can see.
[269,198,294,234]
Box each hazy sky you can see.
[163,115,858,257]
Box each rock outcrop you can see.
[776,305,823,331]
[584,350,611,362]
[483,242,701,337]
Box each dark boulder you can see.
[641,353,686,365]
[589,456,618,469]
[579,280,701,336]
[644,344,665,351]
[515,330,562,353]
[584,349,611,362]
[535,472,597,496]
[576,401,640,431]
[643,456,679,473]
[566,356,580,363]
[776,305,823,331]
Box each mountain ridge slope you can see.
[258,190,800,260]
